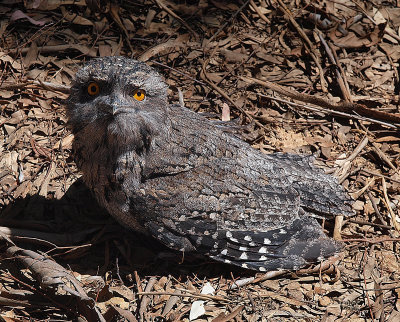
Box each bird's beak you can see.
[107,92,126,115]
[112,104,120,115]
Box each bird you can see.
[66,56,353,272]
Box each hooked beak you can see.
[112,104,122,115]
[103,92,129,116]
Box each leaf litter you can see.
[1,0,400,321]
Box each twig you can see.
[344,236,400,243]
[330,43,352,102]
[0,80,70,93]
[361,169,400,184]
[367,190,387,226]
[358,122,398,171]
[333,215,344,240]
[109,3,134,54]
[260,94,397,128]
[249,0,270,24]
[8,44,96,57]
[134,271,143,293]
[2,238,105,322]
[362,283,400,291]
[151,60,207,85]
[295,255,341,275]
[232,255,341,289]
[252,291,307,306]
[208,0,250,43]
[137,290,231,303]
[154,0,198,39]
[381,177,400,232]
[242,76,400,126]
[230,277,255,289]
[201,61,265,128]
[335,136,368,179]
[347,218,390,230]
[349,177,375,200]
[0,226,98,247]
[275,0,327,91]
[318,31,352,102]
[370,141,397,171]
[4,271,73,312]
[138,38,185,62]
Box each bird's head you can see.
[66,56,168,151]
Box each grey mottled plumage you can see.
[66,56,353,272]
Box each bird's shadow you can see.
[0,179,251,280]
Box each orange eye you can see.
[133,89,146,101]
[87,82,100,96]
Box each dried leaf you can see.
[10,10,48,25]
